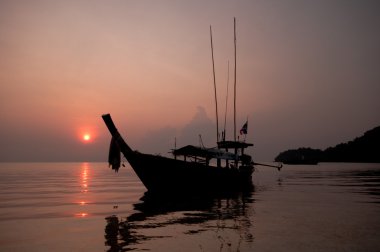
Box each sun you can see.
[83,134,91,141]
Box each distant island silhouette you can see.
[275,126,380,164]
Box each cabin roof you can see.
[172,145,211,158]
[217,140,253,149]
[172,143,252,160]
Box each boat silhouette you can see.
[101,19,281,194]
[102,114,255,193]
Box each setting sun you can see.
[83,134,91,141]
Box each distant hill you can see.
[275,126,380,164]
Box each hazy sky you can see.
[1,0,379,162]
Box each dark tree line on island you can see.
[274,126,380,164]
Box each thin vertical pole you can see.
[233,17,238,168]
[233,18,237,143]
[223,61,229,141]
[210,25,219,143]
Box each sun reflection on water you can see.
[75,162,91,218]
[81,163,89,193]
[75,212,88,218]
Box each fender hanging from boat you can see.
[108,136,121,172]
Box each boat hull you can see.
[102,114,254,193]
[128,152,253,193]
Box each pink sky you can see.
[1,0,379,161]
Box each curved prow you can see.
[102,114,134,159]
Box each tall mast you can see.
[233,17,237,142]
[223,61,230,141]
[210,25,219,143]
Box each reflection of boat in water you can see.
[105,191,254,251]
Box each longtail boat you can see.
[102,19,281,193]
[102,114,259,193]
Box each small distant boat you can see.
[102,19,281,193]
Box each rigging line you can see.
[210,25,219,143]
[199,134,205,148]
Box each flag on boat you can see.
[240,121,248,135]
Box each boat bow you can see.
[102,114,134,160]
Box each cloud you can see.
[136,126,177,156]
[178,106,216,148]
[136,106,217,157]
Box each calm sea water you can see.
[0,162,379,252]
